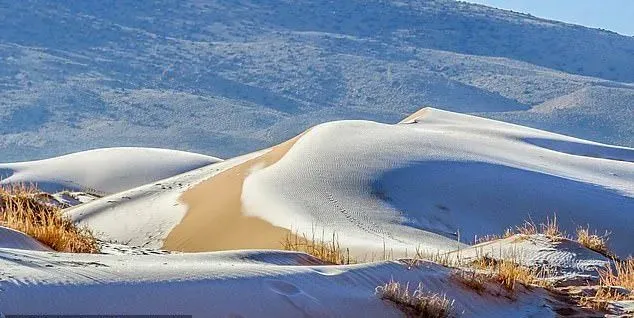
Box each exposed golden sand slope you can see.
[162,134,303,252]
[399,107,433,124]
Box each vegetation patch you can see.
[376,280,455,318]
[281,227,352,265]
[0,184,98,253]
[575,226,611,257]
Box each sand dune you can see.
[63,108,633,258]
[65,151,260,248]
[163,134,304,251]
[240,108,634,257]
[3,108,633,317]
[0,147,220,195]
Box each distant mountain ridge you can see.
[1,0,633,161]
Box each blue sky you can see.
[465,0,634,36]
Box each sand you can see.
[398,107,431,123]
[162,134,304,252]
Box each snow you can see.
[0,226,51,251]
[241,108,634,257]
[0,248,560,317]
[1,109,629,316]
[0,147,220,195]
[65,150,265,248]
[449,234,611,286]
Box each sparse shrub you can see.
[376,280,454,318]
[281,227,351,265]
[415,247,455,267]
[0,184,98,253]
[474,228,514,244]
[510,215,565,239]
[515,219,538,236]
[576,226,611,257]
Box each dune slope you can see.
[240,108,634,257]
[0,147,220,195]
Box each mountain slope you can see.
[1,0,634,161]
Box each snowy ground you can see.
[448,234,611,286]
[0,239,583,317]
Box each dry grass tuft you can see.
[514,215,565,239]
[515,219,538,236]
[0,184,98,253]
[579,258,633,310]
[599,258,634,293]
[451,269,488,294]
[494,259,539,290]
[474,228,515,244]
[281,227,352,265]
[468,255,550,291]
[540,215,565,238]
[376,280,455,318]
[415,247,456,267]
[576,226,611,257]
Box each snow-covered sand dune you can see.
[72,108,633,258]
[65,151,263,248]
[0,147,220,195]
[0,247,571,317]
[448,234,611,286]
[238,107,633,257]
[2,108,631,317]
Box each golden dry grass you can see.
[468,255,552,291]
[451,269,488,294]
[600,258,634,291]
[0,184,98,253]
[514,215,565,239]
[475,228,514,244]
[579,258,633,310]
[281,228,352,265]
[576,226,611,257]
[376,280,454,318]
[494,259,539,290]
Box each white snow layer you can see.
[0,248,560,317]
[0,226,51,251]
[0,147,221,195]
[241,108,634,257]
[65,151,267,248]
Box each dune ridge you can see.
[162,134,305,252]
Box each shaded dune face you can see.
[162,134,304,252]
